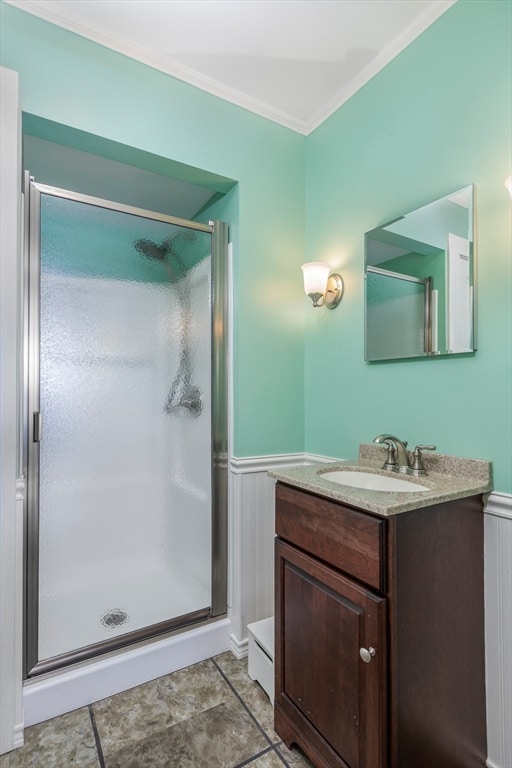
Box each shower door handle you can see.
[33,412,42,442]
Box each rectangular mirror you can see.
[364,185,475,361]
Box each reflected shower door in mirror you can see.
[364,185,475,361]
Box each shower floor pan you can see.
[37,565,210,670]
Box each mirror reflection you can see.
[364,185,475,361]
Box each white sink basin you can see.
[320,470,429,492]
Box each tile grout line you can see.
[272,744,292,767]
[232,743,275,767]
[211,657,292,767]
[88,704,106,768]
[211,657,285,741]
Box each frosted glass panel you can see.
[38,194,212,661]
[365,270,426,361]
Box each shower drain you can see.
[100,608,129,630]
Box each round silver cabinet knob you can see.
[359,646,376,663]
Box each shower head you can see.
[134,232,197,285]
[134,238,168,262]
[135,230,197,262]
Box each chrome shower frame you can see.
[23,178,228,677]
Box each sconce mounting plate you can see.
[324,273,343,309]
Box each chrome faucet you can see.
[373,434,436,476]
[373,434,410,473]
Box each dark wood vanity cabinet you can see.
[274,482,487,768]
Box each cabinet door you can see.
[275,539,387,768]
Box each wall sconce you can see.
[505,175,512,198]
[301,262,344,309]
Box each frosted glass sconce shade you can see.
[302,262,330,295]
[505,175,512,198]
[301,262,343,309]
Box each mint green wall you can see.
[305,0,512,492]
[2,1,511,489]
[0,1,306,458]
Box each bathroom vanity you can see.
[270,447,491,768]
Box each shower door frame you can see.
[23,177,228,678]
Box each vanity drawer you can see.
[275,482,386,591]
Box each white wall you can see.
[0,65,24,754]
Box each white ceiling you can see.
[6,0,455,134]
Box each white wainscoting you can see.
[229,454,512,768]
[484,493,512,768]
[228,454,305,657]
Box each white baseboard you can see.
[229,633,248,659]
[12,725,24,750]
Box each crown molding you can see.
[4,0,310,134]
[5,0,456,136]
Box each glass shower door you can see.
[26,182,224,674]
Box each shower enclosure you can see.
[24,178,228,677]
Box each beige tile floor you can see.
[0,652,314,768]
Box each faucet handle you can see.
[380,439,398,471]
[410,445,437,475]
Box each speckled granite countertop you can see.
[268,443,492,517]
